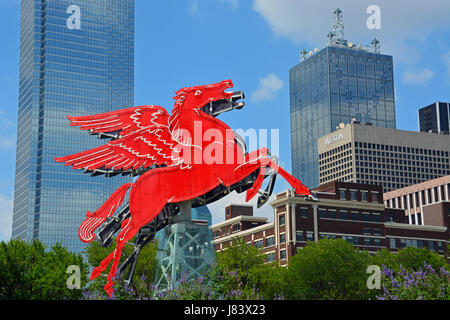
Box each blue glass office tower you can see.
[290,44,396,189]
[12,0,134,253]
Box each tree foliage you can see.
[283,239,372,299]
[0,239,88,300]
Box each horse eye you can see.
[194,90,202,96]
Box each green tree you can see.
[283,239,372,300]
[0,239,88,300]
[371,247,448,273]
[212,238,285,299]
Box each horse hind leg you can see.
[103,218,141,297]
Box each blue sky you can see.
[1,0,450,239]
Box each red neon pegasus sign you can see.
[55,79,311,296]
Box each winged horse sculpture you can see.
[55,79,312,296]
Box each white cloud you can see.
[0,193,13,242]
[251,73,283,102]
[207,189,276,225]
[0,109,13,128]
[402,68,435,86]
[252,0,450,64]
[442,51,450,83]
[0,136,15,150]
[220,0,239,10]
[189,0,239,16]
[189,0,200,16]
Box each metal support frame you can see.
[153,213,215,292]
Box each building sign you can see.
[325,133,344,145]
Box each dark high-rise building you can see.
[418,102,450,134]
[289,9,396,189]
[12,0,134,253]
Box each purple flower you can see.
[391,279,398,289]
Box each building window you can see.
[363,228,371,235]
[373,238,382,247]
[352,211,359,220]
[362,213,370,221]
[339,210,348,220]
[319,209,327,218]
[306,232,314,242]
[300,207,308,218]
[342,235,353,244]
[339,189,346,200]
[437,241,443,251]
[428,241,435,251]
[364,238,371,246]
[328,210,337,219]
[373,229,382,236]
[266,252,276,263]
[372,213,381,222]
[372,192,379,202]
[232,224,240,232]
[350,190,357,201]
[280,250,286,260]
[389,238,396,249]
[280,233,286,244]
[361,191,368,201]
[417,240,424,249]
[254,239,264,248]
[266,237,275,247]
[296,231,303,242]
[279,215,285,226]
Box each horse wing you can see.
[67,105,169,137]
[54,125,189,172]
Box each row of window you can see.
[390,238,445,251]
[387,185,450,210]
[319,143,352,160]
[356,142,449,157]
[338,189,379,202]
[355,148,449,161]
[317,208,382,222]
[355,157,450,169]
[318,233,384,247]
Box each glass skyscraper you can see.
[12,0,134,253]
[290,43,396,189]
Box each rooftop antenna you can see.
[371,38,380,53]
[300,49,308,62]
[326,31,335,46]
[331,8,345,46]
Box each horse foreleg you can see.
[233,148,311,197]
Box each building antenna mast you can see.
[331,8,345,46]
[371,38,381,53]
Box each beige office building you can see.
[318,121,450,192]
[384,175,450,226]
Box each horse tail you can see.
[78,183,133,243]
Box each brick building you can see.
[211,181,448,265]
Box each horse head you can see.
[173,79,234,112]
